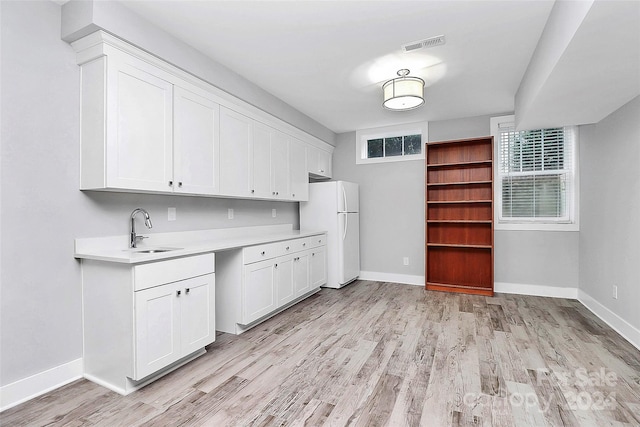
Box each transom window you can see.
[356,122,427,164]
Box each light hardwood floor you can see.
[2,280,639,426]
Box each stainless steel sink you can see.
[125,247,182,254]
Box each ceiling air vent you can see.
[402,35,446,53]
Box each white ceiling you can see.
[118,1,557,134]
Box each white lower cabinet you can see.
[82,253,215,395]
[242,259,277,324]
[275,255,296,308]
[293,252,311,298]
[134,274,215,380]
[310,246,327,289]
[216,234,327,334]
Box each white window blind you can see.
[498,125,575,222]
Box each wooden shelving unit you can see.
[425,137,494,296]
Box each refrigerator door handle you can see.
[341,185,348,213]
[343,213,348,241]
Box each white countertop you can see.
[75,224,326,264]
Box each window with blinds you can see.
[494,119,577,225]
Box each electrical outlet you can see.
[272,209,277,218]
[167,207,176,221]
[613,285,618,299]
[403,257,409,266]
[228,208,234,220]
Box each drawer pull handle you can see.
[312,253,315,256]
[286,246,290,250]
[176,290,181,297]
[185,288,190,294]
[178,182,183,187]
[275,263,278,268]
[251,189,255,194]
[261,251,265,256]
[168,180,173,187]
[302,243,306,247]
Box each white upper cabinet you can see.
[269,128,290,199]
[80,52,219,195]
[220,109,299,201]
[73,32,333,200]
[104,55,174,192]
[173,86,220,195]
[289,138,309,201]
[251,123,273,198]
[219,106,252,197]
[307,145,333,179]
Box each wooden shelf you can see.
[425,137,494,296]
[427,220,492,224]
[427,200,492,204]
[427,243,492,249]
[425,282,494,296]
[427,160,493,168]
[426,180,492,187]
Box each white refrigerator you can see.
[300,181,360,288]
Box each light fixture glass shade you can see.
[382,69,425,111]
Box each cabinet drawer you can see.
[243,242,282,264]
[280,238,308,254]
[308,234,326,249]
[134,253,215,291]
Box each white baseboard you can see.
[494,282,579,299]
[0,358,83,412]
[578,290,640,351]
[358,271,424,286]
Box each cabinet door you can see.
[275,255,295,307]
[317,149,333,178]
[310,247,327,288]
[134,282,181,380]
[180,274,216,355]
[219,107,252,197]
[106,56,173,192]
[306,146,318,177]
[242,260,277,324]
[251,123,272,198]
[270,129,290,199]
[174,86,220,195]
[293,252,311,297]
[289,139,308,201]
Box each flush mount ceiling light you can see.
[382,69,425,111]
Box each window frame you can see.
[356,122,428,165]
[491,115,579,232]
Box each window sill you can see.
[356,155,424,165]
[495,222,579,232]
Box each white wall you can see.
[579,96,640,335]
[0,0,297,388]
[332,114,580,291]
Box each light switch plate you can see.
[228,208,234,220]
[272,209,277,218]
[168,207,176,221]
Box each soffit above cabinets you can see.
[515,0,640,130]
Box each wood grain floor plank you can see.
[3,281,639,427]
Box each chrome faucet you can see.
[130,208,153,248]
